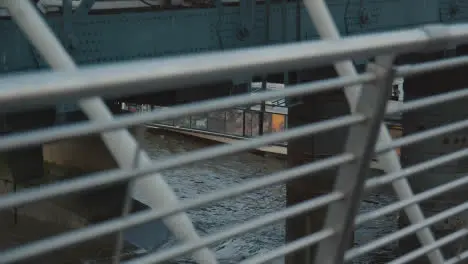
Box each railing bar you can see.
[240,228,335,264]
[385,87,468,116]
[366,148,468,190]
[122,192,343,264]
[345,199,468,261]
[113,126,145,264]
[7,1,217,263]
[395,55,468,78]
[0,75,372,152]
[303,1,441,262]
[146,123,285,147]
[315,55,395,263]
[0,155,352,261]
[388,229,468,264]
[0,115,361,211]
[445,248,468,264]
[0,54,466,118]
[358,170,468,224]
[0,191,344,264]
[376,118,468,155]
[0,26,459,108]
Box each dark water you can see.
[0,130,400,263]
[141,130,400,263]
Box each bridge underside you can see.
[121,80,249,106]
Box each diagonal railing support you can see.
[302,0,444,263]
[3,1,217,264]
[314,55,395,264]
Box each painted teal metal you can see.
[0,0,453,73]
[0,0,464,114]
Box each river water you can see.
[140,129,400,264]
[0,129,400,263]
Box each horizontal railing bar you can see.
[388,228,468,264]
[376,118,468,155]
[0,190,343,264]
[147,123,253,140]
[359,171,468,225]
[445,248,468,264]
[395,55,468,78]
[123,193,343,264]
[240,229,335,264]
[0,114,361,211]
[366,148,468,190]
[0,74,370,152]
[0,24,467,109]
[2,72,464,157]
[0,154,350,262]
[145,123,288,148]
[345,198,468,260]
[386,87,468,116]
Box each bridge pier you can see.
[0,104,170,261]
[399,50,468,261]
[42,130,126,223]
[0,105,130,227]
[286,67,352,263]
[3,108,56,185]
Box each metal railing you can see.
[127,104,287,139]
[2,0,468,263]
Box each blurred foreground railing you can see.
[2,1,468,263]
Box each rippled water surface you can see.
[142,130,400,263]
[0,130,402,264]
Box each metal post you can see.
[13,180,17,225]
[113,125,145,264]
[224,111,227,133]
[3,1,217,264]
[258,0,270,137]
[62,0,72,49]
[242,110,246,137]
[314,56,395,264]
[282,0,289,88]
[302,0,444,262]
[296,0,301,42]
[249,111,253,136]
[259,79,266,136]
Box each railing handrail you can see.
[0,24,467,111]
[2,0,468,263]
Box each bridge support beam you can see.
[286,67,351,263]
[399,50,468,261]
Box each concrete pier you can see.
[0,105,170,262]
[286,67,351,264]
[42,133,127,223]
[399,50,468,261]
[0,105,131,227]
[3,108,56,186]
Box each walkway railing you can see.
[126,103,287,138]
[2,0,468,263]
